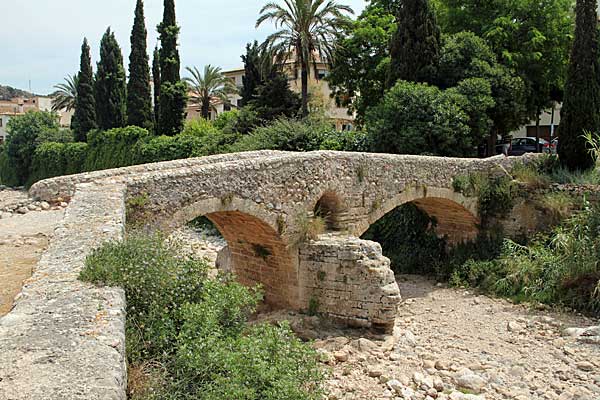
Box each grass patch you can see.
[453,172,518,220]
[538,192,577,225]
[297,214,326,241]
[80,233,325,400]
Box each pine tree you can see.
[240,41,263,106]
[71,38,97,142]
[152,46,161,131]
[386,0,441,88]
[127,0,154,131]
[249,74,301,122]
[157,0,187,135]
[558,0,600,170]
[95,28,127,130]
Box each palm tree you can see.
[51,74,78,112]
[256,0,353,116]
[184,65,237,119]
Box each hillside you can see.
[0,85,34,101]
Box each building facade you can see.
[186,58,355,131]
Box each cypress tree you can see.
[71,38,97,142]
[127,0,154,131]
[558,0,600,170]
[240,41,263,106]
[95,28,127,130]
[157,0,187,135]
[152,46,161,131]
[386,0,441,88]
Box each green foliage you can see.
[328,1,396,124]
[453,172,518,219]
[125,194,151,226]
[85,126,150,170]
[5,110,60,185]
[558,0,600,170]
[95,28,127,130]
[127,0,154,131]
[248,74,301,123]
[510,161,551,189]
[80,233,325,399]
[152,46,161,132]
[0,144,19,187]
[230,115,363,153]
[157,0,187,136]
[72,38,97,141]
[214,108,260,136]
[435,0,574,125]
[240,41,263,107]
[387,0,441,87]
[362,204,446,274]
[451,203,600,315]
[366,80,474,157]
[29,142,88,185]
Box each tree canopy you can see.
[95,28,127,130]
[71,38,97,142]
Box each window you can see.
[0,118,3,127]
[224,103,231,112]
[317,69,328,80]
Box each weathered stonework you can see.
[0,183,127,400]
[299,235,400,331]
[5,150,535,399]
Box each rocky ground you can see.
[0,188,66,316]
[177,226,600,400]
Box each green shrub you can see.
[85,126,150,170]
[230,115,360,153]
[366,80,476,157]
[451,203,600,315]
[135,134,204,164]
[0,144,19,187]
[511,161,551,189]
[80,233,325,399]
[453,172,518,219]
[28,142,88,185]
[4,110,61,185]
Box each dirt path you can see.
[0,209,65,316]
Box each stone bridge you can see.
[1,150,523,399]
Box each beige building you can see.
[0,96,72,143]
[187,57,355,131]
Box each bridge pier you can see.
[298,234,401,332]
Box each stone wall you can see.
[299,235,401,331]
[0,183,127,400]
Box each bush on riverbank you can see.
[80,233,325,400]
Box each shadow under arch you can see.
[355,186,480,244]
[159,197,299,309]
[313,190,346,231]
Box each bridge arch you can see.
[313,190,346,231]
[355,186,480,244]
[159,197,299,309]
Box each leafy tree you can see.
[366,80,474,156]
[256,0,354,116]
[152,46,161,130]
[248,74,301,122]
[51,74,78,112]
[437,32,528,144]
[387,0,441,88]
[72,38,97,142]
[558,0,600,170]
[95,28,127,130]
[184,65,237,119]
[157,0,188,135]
[127,0,154,131]
[434,0,574,140]
[5,111,60,185]
[328,0,396,124]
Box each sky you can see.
[1,0,367,95]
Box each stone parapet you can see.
[0,182,128,400]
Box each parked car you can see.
[509,137,550,156]
[548,138,558,154]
